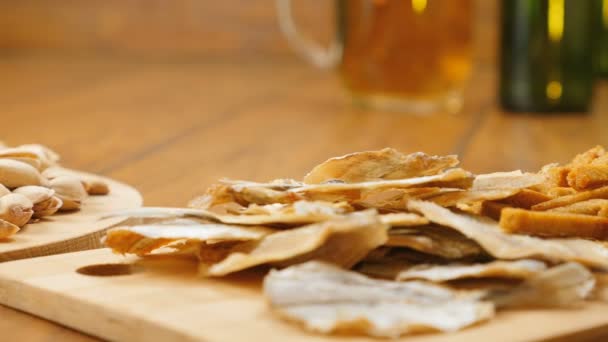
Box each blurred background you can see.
[0,1,493,61]
[0,0,606,207]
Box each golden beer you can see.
[337,0,473,110]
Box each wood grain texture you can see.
[462,81,608,174]
[0,168,142,262]
[0,0,496,65]
[0,0,333,57]
[0,52,604,340]
[1,248,608,342]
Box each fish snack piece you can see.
[104,147,608,338]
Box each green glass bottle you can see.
[594,0,608,77]
[500,0,595,112]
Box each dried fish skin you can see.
[427,188,520,208]
[206,211,388,276]
[408,200,608,270]
[264,261,493,338]
[472,171,546,191]
[295,168,473,196]
[104,219,273,256]
[489,262,595,308]
[396,260,547,282]
[354,187,452,211]
[303,148,459,184]
[379,213,429,227]
[107,201,352,226]
[387,225,485,260]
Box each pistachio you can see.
[0,219,19,239]
[0,159,43,188]
[13,186,62,218]
[0,193,34,227]
[20,144,60,162]
[32,196,63,218]
[42,166,69,180]
[82,178,110,195]
[14,144,59,170]
[13,185,55,204]
[0,184,9,197]
[49,175,87,211]
[0,156,42,170]
[0,146,52,171]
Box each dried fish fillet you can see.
[104,219,273,256]
[264,261,493,338]
[489,262,595,308]
[107,201,351,226]
[427,188,520,207]
[387,225,484,259]
[408,200,608,270]
[206,211,388,276]
[295,168,472,195]
[354,187,450,211]
[379,213,429,227]
[205,169,471,206]
[472,171,546,190]
[189,182,302,210]
[303,148,459,184]
[396,260,547,282]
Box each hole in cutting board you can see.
[76,263,142,277]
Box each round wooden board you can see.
[0,169,142,262]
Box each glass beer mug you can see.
[276,0,474,113]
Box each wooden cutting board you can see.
[0,249,607,342]
[0,169,142,261]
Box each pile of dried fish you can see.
[0,142,109,239]
[104,147,608,338]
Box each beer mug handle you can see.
[275,0,342,69]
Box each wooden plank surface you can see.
[0,168,142,261]
[0,54,606,341]
[2,249,608,342]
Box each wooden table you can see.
[1,54,608,341]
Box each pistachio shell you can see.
[13,185,55,204]
[0,146,51,171]
[42,166,69,180]
[19,144,60,163]
[32,196,63,218]
[49,176,87,211]
[0,156,42,170]
[0,159,43,188]
[14,144,59,170]
[0,193,34,227]
[0,219,19,239]
[0,184,9,197]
